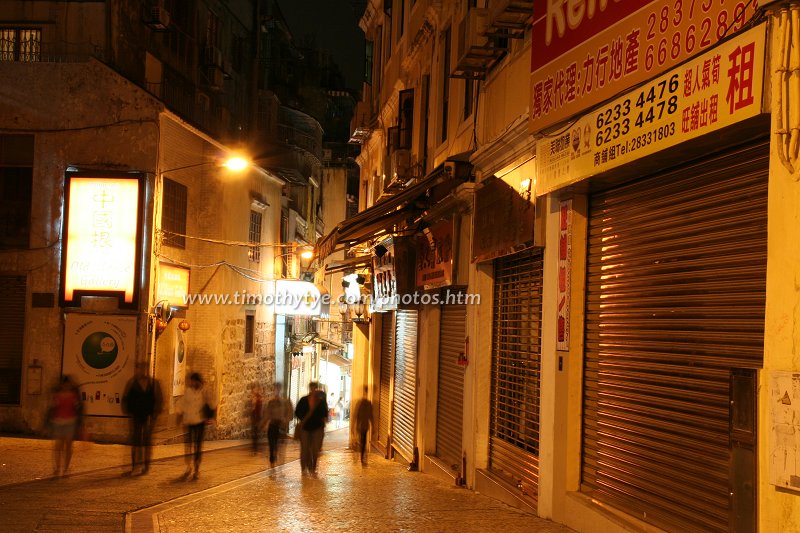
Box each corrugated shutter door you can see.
[436,304,466,471]
[377,312,394,447]
[392,309,418,462]
[489,249,543,502]
[582,142,768,533]
[0,276,25,404]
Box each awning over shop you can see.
[325,254,372,274]
[316,162,467,261]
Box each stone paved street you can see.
[0,430,573,532]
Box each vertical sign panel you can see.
[557,199,572,351]
[61,172,144,308]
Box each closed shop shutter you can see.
[377,312,394,448]
[436,304,466,471]
[392,309,418,462]
[581,142,768,532]
[0,275,25,404]
[489,249,543,503]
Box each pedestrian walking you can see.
[294,381,328,475]
[351,386,374,465]
[47,375,83,478]
[176,372,215,480]
[248,383,264,454]
[264,383,293,469]
[121,362,163,475]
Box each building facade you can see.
[320,0,800,532]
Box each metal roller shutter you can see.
[0,276,25,405]
[489,249,543,503]
[436,304,466,471]
[392,309,418,462]
[377,312,394,449]
[581,142,768,533]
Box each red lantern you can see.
[178,319,191,332]
[155,319,168,333]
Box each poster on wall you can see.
[173,330,186,397]
[557,199,572,351]
[769,371,800,493]
[62,314,137,416]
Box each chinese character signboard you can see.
[62,314,136,416]
[537,24,765,194]
[557,199,572,351]
[472,172,537,263]
[530,0,759,133]
[157,263,191,308]
[416,220,454,290]
[372,236,415,312]
[61,171,145,309]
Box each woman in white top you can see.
[176,372,213,480]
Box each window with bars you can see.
[0,28,41,62]
[161,178,187,248]
[248,210,262,262]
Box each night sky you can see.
[277,0,366,92]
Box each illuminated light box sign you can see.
[536,23,765,195]
[274,279,324,316]
[61,171,145,309]
[157,263,191,308]
[530,0,759,134]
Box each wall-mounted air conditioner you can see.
[391,149,411,184]
[456,9,489,66]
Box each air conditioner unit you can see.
[391,149,411,183]
[208,67,224,90]
[455,9,490,67]
[205,46,223,68]
[147,7,171,31]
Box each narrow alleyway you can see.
[0,430,572,532]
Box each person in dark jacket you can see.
[294,381,328,475]
[122,362,163,475]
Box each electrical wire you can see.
[0,118,158,134]
[158,229,298,248]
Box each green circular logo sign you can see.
[176,339,185,363]
[81,332,118,369]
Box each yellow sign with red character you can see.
[530,0,760,134]
[536,23,765,194]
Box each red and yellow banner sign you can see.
[536,23,765,194]
[530,0,760,133]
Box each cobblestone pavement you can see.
[0,430,573,533]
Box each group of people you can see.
[47,369,374,480]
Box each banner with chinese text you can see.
[537,24,765,194]
[530,0,759,133]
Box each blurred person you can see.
[264,383,293,469]
[47,375,83,478]
[351,386,374,465]
[176,372,214,480]
[294,381,328,475]
[248,383,264,454]
[335,397,345,428]
[122,362,163,475]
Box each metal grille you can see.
[377,312,394,449]
[392,309,418,462]
[581,142,768,533]
[0,276,26,404]
[489,248,543,501]
[248,210,262,262]
[0,29,40,62]
[436,304,466,471]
